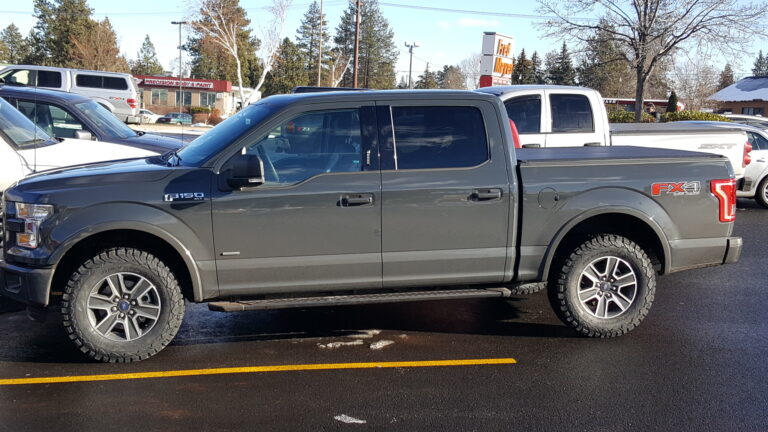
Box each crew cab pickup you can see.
[477,85,751,179]
[0,90,742,362]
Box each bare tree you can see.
[329,48,352,87]
[538,0,768,121]
[671,50,718,111]
[252,0,292,93]
[459,53,482,90]
[191,0,250,109]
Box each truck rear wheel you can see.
[61,248,185,362]
[755,176,768,209]
[549,234,655,337]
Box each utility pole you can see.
[171,21,188,113]
[405,41,419,89]
[353,0,361,88]
[317,0,323,86]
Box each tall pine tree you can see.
[577,23,634,97]
[131,35,165,76]
[29,0,96,67]
[752,50,768,76]
[263,38,308,96]
[69,17,130,72]
[718,64,735,90]
[0,24,30,64]
[547,42,576,85]
[414,65,438,89]
[530,51,545,84]
[334,0,398,89]
[296,1,330,86]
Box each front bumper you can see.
[0,260,54,307]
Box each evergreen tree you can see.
[188,0,262,87]
[296,1,330,85]
[512,49,536,84]
[414,65,438,89]
[130,35,165,76]
[547,42,576,85]
[530,51,545,84]
[69,17,130,72]
[437,65,466,89]
[30,0,96,67]
[752,50,768,76]
[666,91,678,113]
[577,23,634,97]
[263,38,308,96]
[334,0,398,89]
[718,63,735,90]
[396,75,408,89]
[0,24,30,64]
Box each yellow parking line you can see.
[0,358,517,386]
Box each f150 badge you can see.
[651,181,701,196]
[164,192,206,202]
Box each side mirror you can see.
[227,154,264,188]
[74,130,93,140]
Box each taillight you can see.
[743,140,752,167]
[509,119,521,149]
[127,98,138,109]
[711,179,736,222]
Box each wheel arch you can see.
[541,208,671,281]
[51,228,202,304]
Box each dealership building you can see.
[134,75,235,116]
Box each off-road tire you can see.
[61,248,185,362]
[755,176,768,209]
[507,282,546,295]
[548,234,655,338]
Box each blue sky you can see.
[1,0,762,82]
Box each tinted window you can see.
[37,70,62,88]
[0,97,54,149]
[243,109,363,185]
[103,76,128,90]
[1,69,32,86]
[505,95,541,133]
[391,106,488,170]
[550,94,594,133]
[748,132,768,151]
[76,74,102,88]
[75,100,136,139]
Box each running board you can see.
[208,287,512,312]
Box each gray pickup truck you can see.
[0,90,742,362]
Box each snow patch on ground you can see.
[317,340,364,349]
[369,340,395,350]
[347,329,382,339]
[334,414,366,424]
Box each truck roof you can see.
[260,89,501,108]
[474,85,598,96]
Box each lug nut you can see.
[129,310,135,315]
[119,313,125,318]
[123,294,129,299]
[111,306,117,312]
[131,301,137,306]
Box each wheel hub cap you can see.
[577,256,638,319]
[86,272,162,342]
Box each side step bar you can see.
[208,287,512,312]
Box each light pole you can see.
[171,21,188,113]
[405,41,419,88]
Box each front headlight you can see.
[15,203,54,249]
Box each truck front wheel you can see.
[549,235,656,337]
[61,248,185,362]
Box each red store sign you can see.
[142,78,214,89]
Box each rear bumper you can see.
[668,236,742,273]
[0,260,53,307]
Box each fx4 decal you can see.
[164,192,206,202]
[651,181,701,196]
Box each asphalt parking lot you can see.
[0,200,766,431]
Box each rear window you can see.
[75,74,128,90]
[391,106,488,170]
[550,94,594,133]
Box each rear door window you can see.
[391,106,488,170]
[37,70,62,88]
[550,94,594,133]
[504,95,541,133]
[103,76,128,90]
[76,74,127,89]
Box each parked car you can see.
[0,86,183,153]
[680,121,768,207]
[138,109,161,124]
[0,90,741,362]
[157,112,192,125]
[477,85,752,180]
[0,65,141,123]
[724,114,768,130]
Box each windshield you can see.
[74,99,137,139]
[0,96,55,149]
[177,101,276,165]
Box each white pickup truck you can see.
[477,85,751,179]
[0,96,157,192]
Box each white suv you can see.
[0,65,141,124]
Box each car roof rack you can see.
[292,86,370,93]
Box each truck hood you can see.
[10,157,174,196]
[118,132,185,152]
[16,138,159,172]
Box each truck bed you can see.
[516,146,724,164]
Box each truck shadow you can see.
[0,294,573,364]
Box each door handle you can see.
[470,189,502,202]
[340,193,374,207]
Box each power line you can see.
[378,2,597,22]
